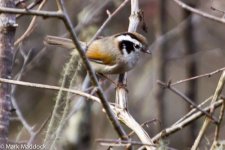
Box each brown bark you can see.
[0,0,16,145]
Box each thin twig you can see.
[152,99,224,142]
[15,46,47,77]
[171,67,225,86]
[212,97,225,149]
[211,4,225,14]
[0,6,63,18]
[172,0,225,24]
[11,48,36,143]
[60,0,111,38]
[96,139,157,147]
[191,71,225,150]
[16,0,44,18]
[28,114,50,144]
[0,77,101,103]
[15,0,27,6]
[88,0,130,45]
[14,0,47,46]
[157,80,218,123]
[174,96,213,125]
[128,119,160,137]
[13,47,33,80]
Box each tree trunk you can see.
[0,0,16,146]
[182,0,198,145]
[155,0,169,128]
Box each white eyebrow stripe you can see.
[117,35,141,46]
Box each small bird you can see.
[45,32,149,74]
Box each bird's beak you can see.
[141,48,151,54]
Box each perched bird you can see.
[45,32,149,74]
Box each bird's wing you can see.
[86,42,115,65]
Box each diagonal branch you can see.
[0,77,101,103]
[16,0,44,18]
[191,71,225,150]
[88,0,130,45]
[152,99,224,142]
[14,0,48,46]
[171,67,225,86]
[157,80,218,123]
[211,97,225,150]
[53,0,128,141]
[172,0,225,24]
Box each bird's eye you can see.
[134,44,140,49]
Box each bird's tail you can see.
[44,35,87,82]
[44,35,86,50]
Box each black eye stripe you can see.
[119,40,135,54]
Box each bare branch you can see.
[0,6,63,18]
[171,67,225,86]
[96,139,157,147]
[14,0,47,46]
[27,115,50,144]
[88,0,130,45]
[172,0,225,24]
[152,99,224,142]
[16,0,44,18]
[157,81,218,123]
[128,119,160,137]
[212,97,225,149]
[192,71,225,150]
[0,77,101,103]
[174,96,213,125]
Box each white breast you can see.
[120,51,140,70]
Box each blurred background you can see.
[11,0,225,149]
